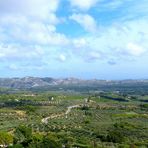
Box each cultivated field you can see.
[0,90,148,147]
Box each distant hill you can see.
[0,77,148,92]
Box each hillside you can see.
[0,77,148,94]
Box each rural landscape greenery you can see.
[0,0,148,148]
[0,77,148,148]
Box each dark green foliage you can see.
[23,105,37,114]
[94,130,124,143]
[140,104,148,111]
[14,125,32,145]
[106,130,125,143]
[40,135,62,148]
[12,125,62,148]
[72,143,90,148]
[81,106,89,110]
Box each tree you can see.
[0,131,13,146]
[40,134,62,148]
[13,125,32,145]
[28,133,43,148]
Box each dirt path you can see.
[41,104,81,124]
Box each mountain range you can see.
[0,77,148,89]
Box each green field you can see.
[0,90,148,148]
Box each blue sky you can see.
[0,0,148,79]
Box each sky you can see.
[0,0,148,79]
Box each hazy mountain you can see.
[0,77,148,90]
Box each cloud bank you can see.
[0,0,148,78]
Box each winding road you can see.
[41,104,81,124]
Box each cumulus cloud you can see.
[72,38,87,48]
[0,0,70,46]
[0,43,43,61]
[127,43,146,56]
[69,0,98,10]
[0,0,148,77]
[69,18,148,63]
[70,13,97,33]
[0,0,59,20]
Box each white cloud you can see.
[8,64,19,70]
[58,54,66,62]
[0,0,59,21]
[97,0,125,11]
[69,18,148,63]
[0,0,70,46]
[0,43,43,60]
[0,0,71,72]
[72,38,87,48]
[127,43,146,56]
[0,14,69,46]
[0,0,148,72]
[70,13,97,33]
[69,0,98,10]
[8,64,45,71]
[86,51,101,61]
